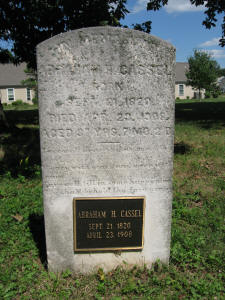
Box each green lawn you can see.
[0,99,224,299]
[3,103,38,111]
[175,95,225,103]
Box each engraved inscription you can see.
[48,112,77,123]
[41,126,172,140]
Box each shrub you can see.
[176,97,180,100]
[186,96,190,100]
[32,97,38,105]
[12,100,23,106]
[205,91,211,98]
[212,90,220,98]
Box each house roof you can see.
[0,63,27,87]
[175,62,189,83]
[217,76,225,84]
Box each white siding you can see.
[175,83,205,99]
[0,87,34,104]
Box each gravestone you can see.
[37,26,175,273]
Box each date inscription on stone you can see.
[73,197,145,251]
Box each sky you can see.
[121,0,225,68]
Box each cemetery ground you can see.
[0,97,224,299]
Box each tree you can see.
[147,0,225,47]
[132,21,152,34]
[0,0,129,69]
[186,50,220,98]
[1,0,224,70]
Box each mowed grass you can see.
[0,98,225,299]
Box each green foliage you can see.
[211,85,221,98]
[205,84,222,99]
[21,68,37,89]
[32,97,38,105]
[1,0,224,71]
[11,100,24,106]
[2,101,34,116]
[186,50,220,97]
[205,90,211,98]
[4,102,37,111]
[132,21,152,33]
[10,100,33,110]
[0,49,15,63]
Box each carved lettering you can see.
[48,112,76,123]
[42,128,72,138]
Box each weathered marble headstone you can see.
[37,26,175,273]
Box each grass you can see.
[175,95,225,103]
[3,103,38,111]
[0,98,225,299]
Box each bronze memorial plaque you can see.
[73,197,145,251]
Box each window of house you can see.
[7,88,15,101]
[27,88,31,100]
[179,84,184,96]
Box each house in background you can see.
[1,62,208,103]
[175,62,205,99]
[217,76,225,93]
[0,63,35,104]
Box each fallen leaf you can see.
[12,214,23,222]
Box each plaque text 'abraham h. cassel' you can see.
[37,26,175,273]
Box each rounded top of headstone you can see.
[36,26,175,51]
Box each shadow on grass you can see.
[174,142,191,154]
[0,126,41,177]
[175,101,225,128]
[29,214,47,269]
[5,108,39,126]
[0,109,40,177]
